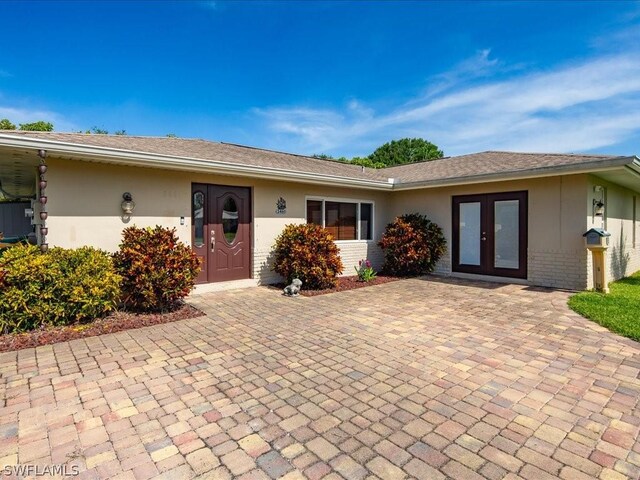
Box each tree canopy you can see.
[314,138,444,169]
[18,121,54,132]
[0,119,54,131]
[0,119,16,130]
[368,138,444,167]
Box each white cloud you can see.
[0,104,78,132]
[255,51,640,157]
[199,1,218,11]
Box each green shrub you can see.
[113,226,201,312]
[378,213,446,276]
[273,223,344,290]
[354,258,377,282]
[0,244,121,333]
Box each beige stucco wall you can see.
[44,156,639,290]
[586,175,640,287]
[391,175,591,290]
[45,157,388,284]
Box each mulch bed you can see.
[0,304,204,353]
[271,275,401,297]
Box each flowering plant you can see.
[355,258,377,282]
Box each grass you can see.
[568,270,640,341]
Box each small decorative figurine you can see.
[283,278,303,296]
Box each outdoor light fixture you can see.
[121,192,135,215]
[593,186,605,217]
[593,199,605,217]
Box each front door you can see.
[192,184,252,283]
[452,191,527,279]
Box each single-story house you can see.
[1,131,639,291]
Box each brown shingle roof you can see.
[384,151,629,185]
[0,131,389,182]
[0,131,631,186]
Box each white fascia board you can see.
[0,134,393,191]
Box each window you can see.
[306,198,374,241]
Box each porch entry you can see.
[452,191,528,279]
[192,184,252,284]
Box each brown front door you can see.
[192,183,252,284]
[452,191,528,279]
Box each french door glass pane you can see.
[460,202,481,265]
[494,200,519,269]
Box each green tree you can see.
[114,129,126,135]
[350,157,386,169]
[87,126,109,134]
[368,138,443,167]
[18,121,54,132]
[0,118,16,130]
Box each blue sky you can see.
[0,1,639,157]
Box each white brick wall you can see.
[252,241,384,285]
[528,249,588,290]
[433,254,451,275]
[337,241,384,277]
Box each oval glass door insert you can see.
[222,197,239,244]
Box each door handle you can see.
[211,230,215,252]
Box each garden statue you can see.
[283,278,303,296]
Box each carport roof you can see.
[0,131,638,191]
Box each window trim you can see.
[305,195,375,242]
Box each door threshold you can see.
[449,272,530,286]
[192,278,259,294]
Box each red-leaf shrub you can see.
[113,226,201,312]
[378,213,446,276]
[273,223,344,290]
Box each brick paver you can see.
[1,277,639,479]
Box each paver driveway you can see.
[1,277,639,480]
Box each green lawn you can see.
[568,271,640,341]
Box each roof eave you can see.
[0,133,393,191]
[391,156,639,191]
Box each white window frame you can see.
[305,196,375,243]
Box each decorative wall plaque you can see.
[276,197,287,214]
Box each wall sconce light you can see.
[121,192,135,215]
[593,185,605,217]
[593,199,605,217]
